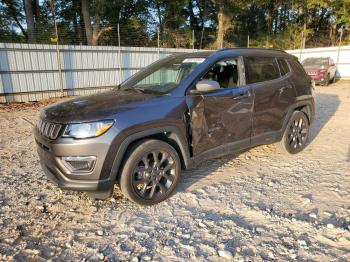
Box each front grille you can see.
[37,119,62,140]
[307,71,317,75]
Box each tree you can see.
[81,0,112,45]
[23,0,35,42]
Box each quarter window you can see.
[288,59,308,77]
[277,58,290,76]
[245,57,280,84]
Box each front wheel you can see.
[279,111,310,154]
[323,74,330,86]
[119,139,181,205]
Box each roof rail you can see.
[217,47,287,53]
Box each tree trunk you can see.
[198,0,207,49]
[267,0,275,36]
[329,21,337,46]
[216,2,225,49]
[81,0,93,45]
[23,0,35,43]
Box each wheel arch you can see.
[280,100,314,138]
[109,127,191,184]
[295,104,312,124]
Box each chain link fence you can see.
[1,20,348,50]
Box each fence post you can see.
[192,30,195,50]
[299,30,304,61]
[50,0,64,97]
[157,27,160,60]
[117,23,122,83]
[247,34,250,48]
[336,27,344,69]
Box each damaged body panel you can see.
[186,87,254,156]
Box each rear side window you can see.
[245,57,280,84]
[277,58,290,76]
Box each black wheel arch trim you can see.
[282,99,315,136]
[108,126,191,184]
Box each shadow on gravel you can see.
[308,93,340,144]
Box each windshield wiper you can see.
[122,87,165,95]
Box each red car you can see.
[302,57,337,86]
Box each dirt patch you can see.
[0,81,349,261]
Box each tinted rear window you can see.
[277,58,290,76]
[245,57,280,84]
[288,59,308,76]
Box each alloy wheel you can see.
[287,117,308,150]
[132,151,176,200]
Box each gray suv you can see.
[35,48,315,205]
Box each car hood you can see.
[303,66,326,71]
[41,89,162,123]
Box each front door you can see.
[186,57,254,156]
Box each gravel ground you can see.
[0,81,349,261]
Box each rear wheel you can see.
[119,139,181,205]
[279,111,310,154]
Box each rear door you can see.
[186,57,254,156]
[245,56,295,140]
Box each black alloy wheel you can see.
[120,139,181,205]
[132,150,176,200]
[280,111,310,154]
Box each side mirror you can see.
[194,80,220,93]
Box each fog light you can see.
[62,156,96,172]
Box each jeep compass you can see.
[35,48,315,205]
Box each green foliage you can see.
[0,0,348,48]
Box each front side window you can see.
[122,57,205,93]
[245,57,280,84]
[200,58,241,88]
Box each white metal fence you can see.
[0,43,198,103]
[1,43,349,103]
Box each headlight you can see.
[63,120,114,139]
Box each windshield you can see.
[121,57,206,93]
[302,58,328,67]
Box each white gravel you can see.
[0,81,350,261]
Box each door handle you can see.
[233,91,250,100]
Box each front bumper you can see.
[308,75,326,84]
[34,126,118,192]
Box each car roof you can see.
[172,48,294,59]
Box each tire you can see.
[119,139,181,205]
[331,74,336,83]
[279,111,310,154]
[323,74,330,86]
